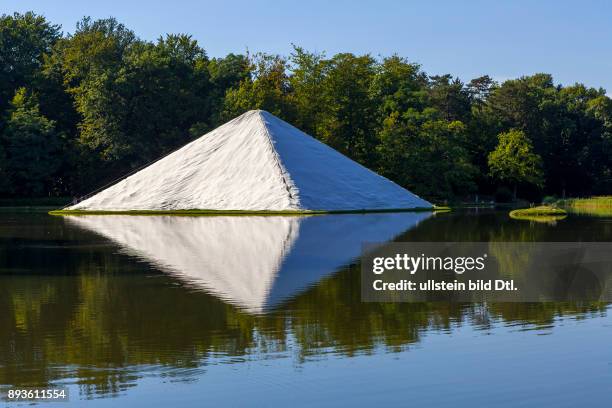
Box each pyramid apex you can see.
[241,109,275,117]
[235,110,279,125]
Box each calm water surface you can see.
[0,209,610,407]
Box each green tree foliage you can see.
[467,75,497,105]
[1,13,612,202]
[377,112,477,201]
[48,17,136,165]
[207,53,250,125]
[316,53,377,164]
[428,74,471,122]
[119,34,212,158]
[484,74,612,196]
[465,77,499,176]
[0,12,60,114]
[488,129,543,198]
[49,18,214,184]
[373,57,476,200]
[370,56,428,120]
[288,46,329,136]
[222,53,294,120]
[1,88,62,196]
[586,94,612,192]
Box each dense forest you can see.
[1,12,611,203]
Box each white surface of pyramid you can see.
[68,110,431,211]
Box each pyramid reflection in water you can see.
[66,212,431,313]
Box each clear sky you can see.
[4,0,612,92]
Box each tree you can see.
[466,75,497,106]
[121,34,212,157]
[485,74,556,135]
[428,74,471,122]
[49,17,136,166]
[586,94,612,193]
[377,111,477,201]
[207,53,250,124]
[370,55,428,120]
[2,12,612,204]
[222,53,294,121]
[288,46,329,136]
[548,84,609,196]
[482,75,610,196]
[372,59,476,200]
[317,53,377,165]
[1,88,62,196]
[0,12,61,114]
[49,18,214,190]
[488,129,543,199]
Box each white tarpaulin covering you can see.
[68,110,431,211]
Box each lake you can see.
[0,209,610,407]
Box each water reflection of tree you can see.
[401,210,612,242]
[485,220,545,284]
[1,209,610,398]
[1,263,607,397]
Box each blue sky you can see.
[4,0,612,92]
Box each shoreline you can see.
[48,206,449,216]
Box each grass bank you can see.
[49,206,449,217]
[557,196,612,216]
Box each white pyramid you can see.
[68,110,431,211]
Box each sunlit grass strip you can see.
[509,206,567,217]
[557,196,612,217]
[558,196,612,209]
[557,196,612,208]
[49,206,449,216]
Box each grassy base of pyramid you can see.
[49,206,448,216]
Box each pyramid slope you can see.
[69,110,431,211]
[260,111,431,211]
[69,111,297,211]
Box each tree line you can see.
[1,12,611,202]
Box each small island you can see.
[509,206,567,217]
[509,206,567,223]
